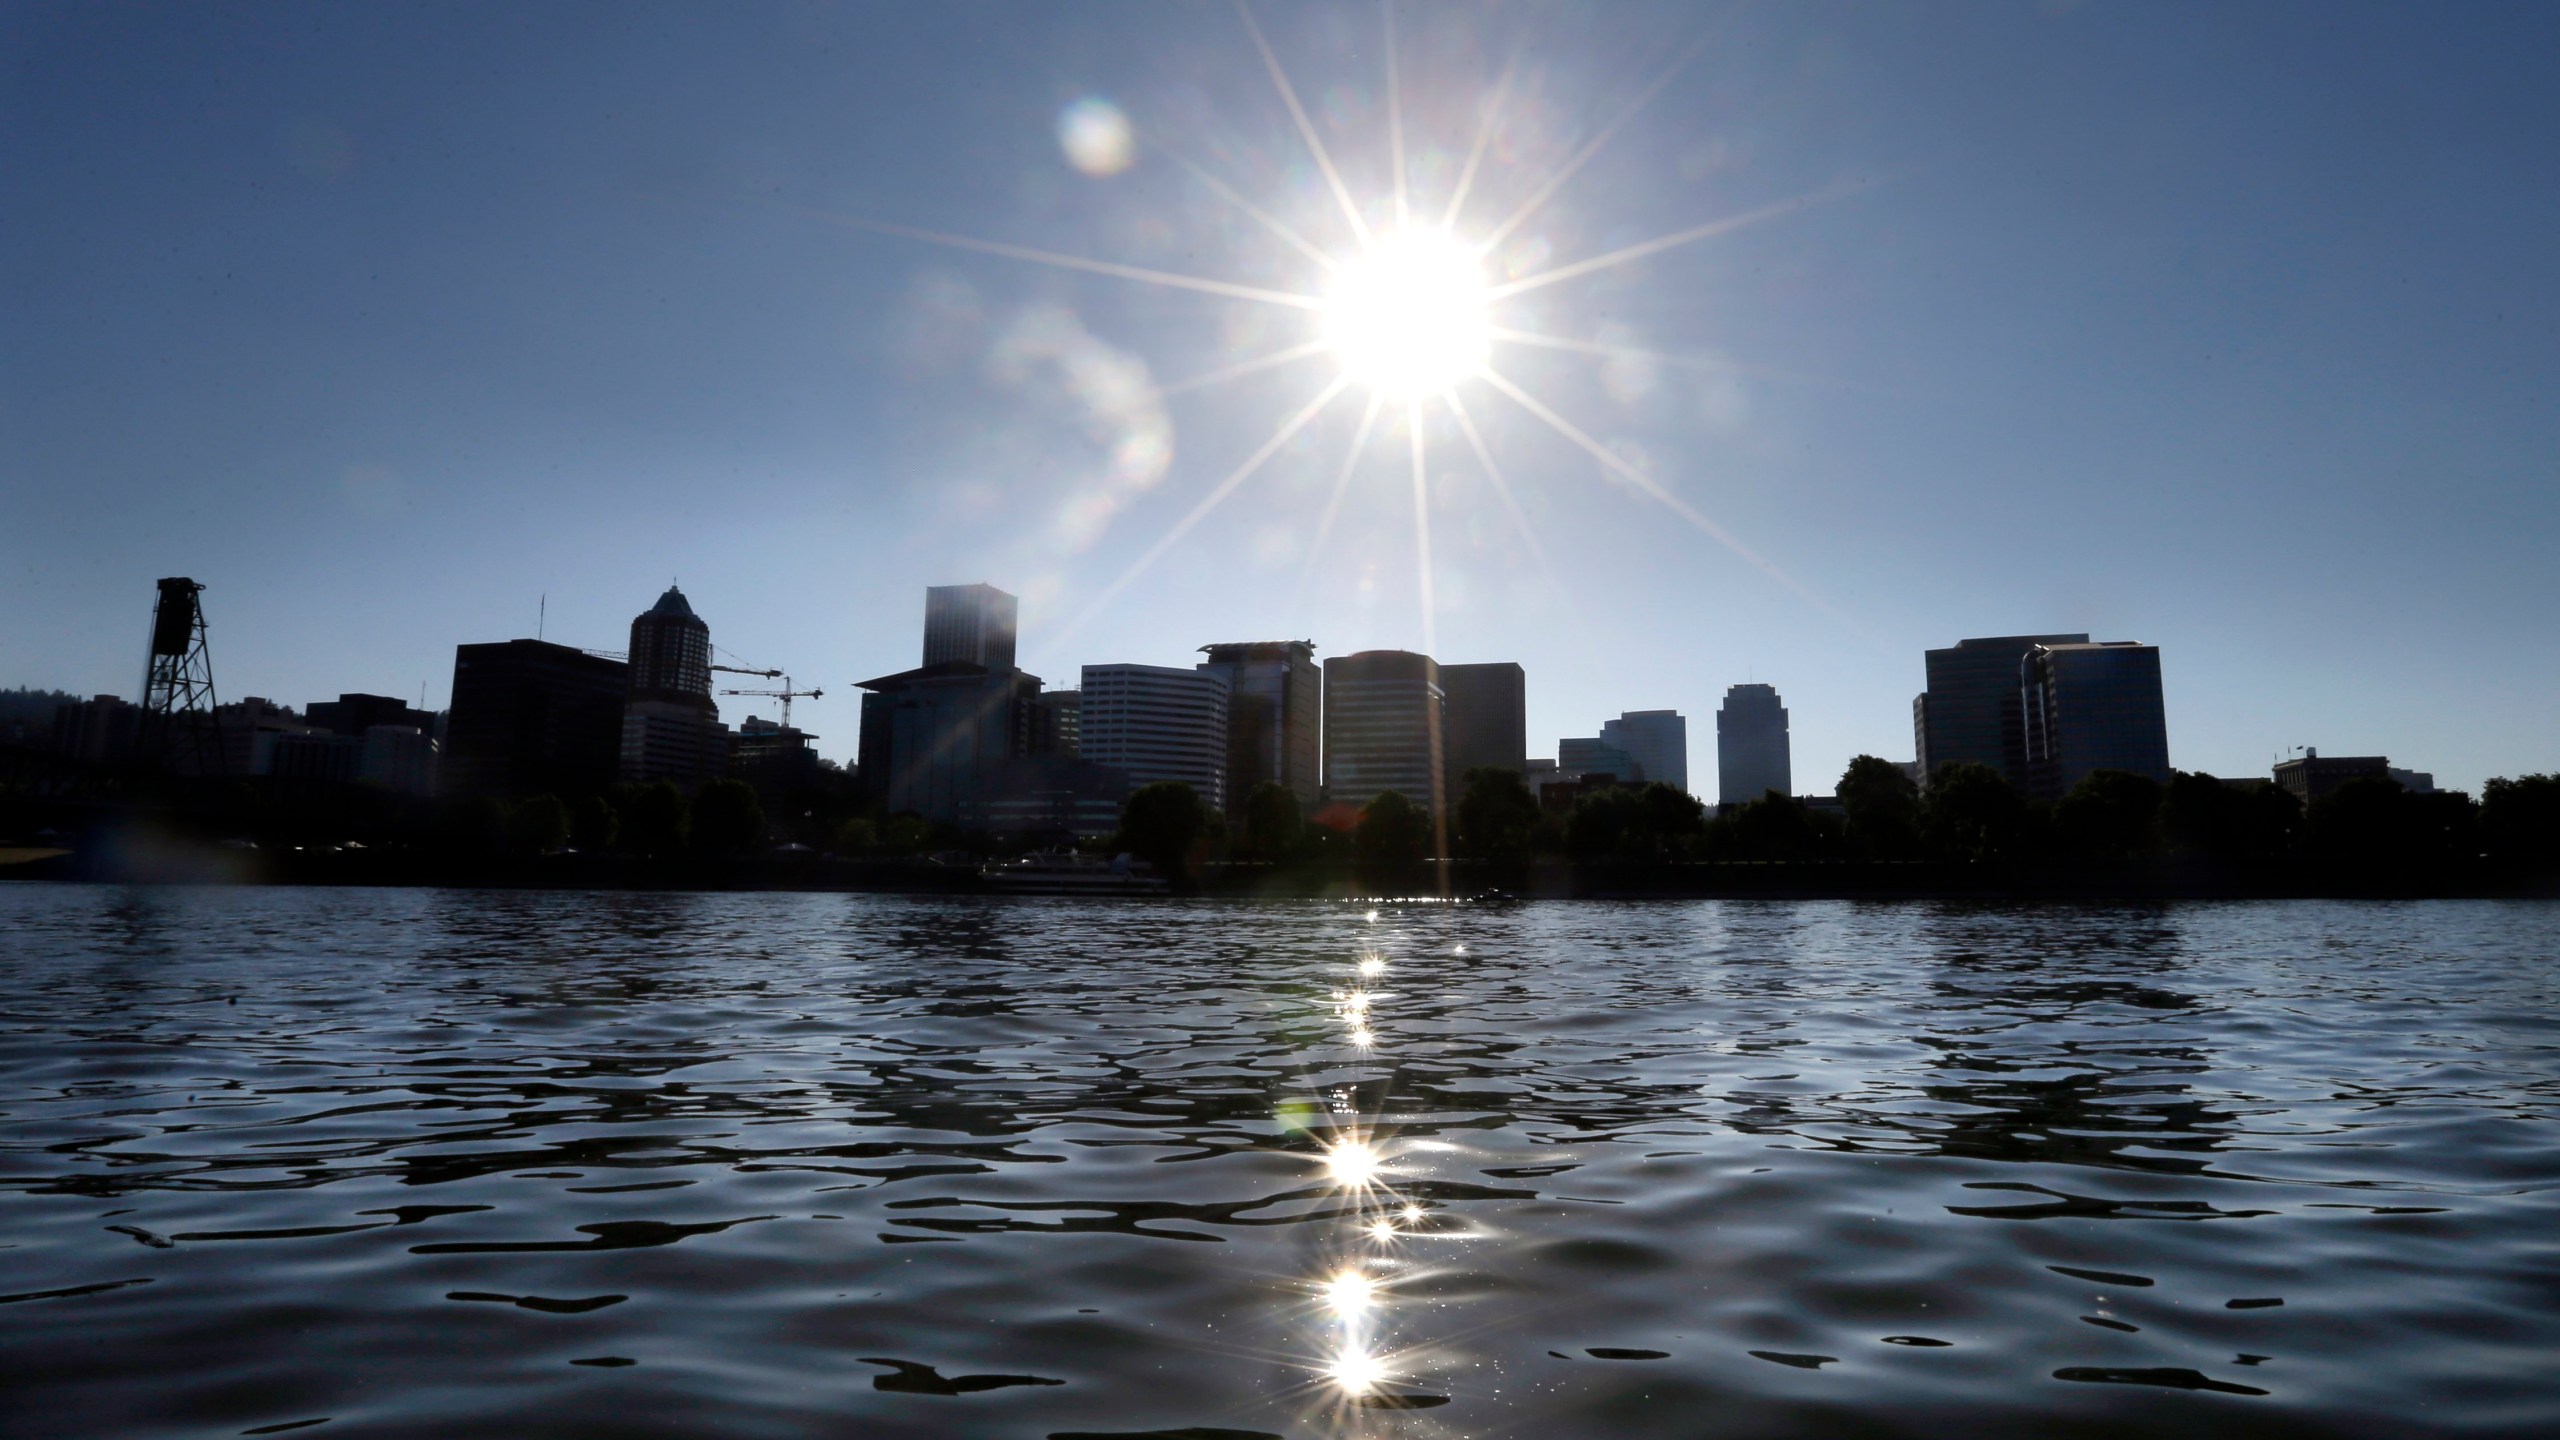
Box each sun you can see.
[1324,228,1490,400]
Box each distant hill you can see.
[0,687,81,744]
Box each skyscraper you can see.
[620,585,727,791]
[1196,640,1321,808]
[1913,633,2090,785]
[1715,687,1788,805]
[1557,736,1641,783]
[1322,650,1443,811]
[1081,663,1231,812]
[1603,709,1689,794]
[922,583,1019,670]
[2019,641,2170,801]
[443,640,628,798]
[1441,662,1526,795]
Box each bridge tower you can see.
[138,577,224,776]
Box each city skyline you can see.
[6,3,2556,795]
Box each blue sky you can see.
[5,1,2555,793]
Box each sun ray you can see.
[1441,384,1572,606]
[1439,48,1518,231]
[1476,24,1719,255]
[1289,393,1387,623]
[1384,0,1408,231]
[1486,177,1868,301]
[1160,145,1346,272]
[1236,0,1376,252]
[1485,324,1848,390]
[1154,338,1333,402]
[1406,400,1436,659]
[824,212,1322,311]
[1057,373,1353,646]
[1475,364,1856,628]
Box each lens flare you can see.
[1056,97,1134,176]
[1349,1027,1376,1048]
[1358,955,1387,977]
[1325,228,1491,399]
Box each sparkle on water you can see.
[1323,1138,1383,1188]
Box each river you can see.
[2,886,2554,1438]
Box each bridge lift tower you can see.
[139,576,224,777]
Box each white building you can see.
[1080,663,1231,813]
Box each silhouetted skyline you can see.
[5,2,2556,793]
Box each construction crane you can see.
[710,662,780,681]
[719,674,822,729]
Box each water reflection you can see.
[0,890,2553,1438]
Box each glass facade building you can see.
[2019,641,2170,801]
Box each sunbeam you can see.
[1487,177,1871,301]
[1442,384,1571,602]
[1289,393,1386,623]
[1476,24,1720,254]
[1406,401,1436,658]
[1236,0,1374,252]
[1384,0,1409,231]
[1056,373,1352,648]
[1159,145,1346,271]
[1152,339,1334,403]
[1439,48,1518,231]
[827,212,1322,311]
[1475,364,1852,627]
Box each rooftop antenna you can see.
[538,593,546,642]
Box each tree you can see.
[1721,790,1837,862]
[506,793,571,856]
[691,779,766,859]
[2164,772,2298,863]
[1237,781,1303,863]
[2482,774,2560,864]
[571,795,619,853]
[1921,763,2030,863]
[1119,780,1210,883]
[1566,782,1704,862]
[1453,766,1538,870]
[2054,770,2164,866]
[623,781,690,857]
[832,816,878,856]
[1354,790,1432,889]
[879,813,928,856]
[1837,755,1921,859]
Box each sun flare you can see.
[1324,228,1490,400]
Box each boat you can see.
[978,851,1171,896]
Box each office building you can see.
[1715,687,1789,806]
[620,586,727,791]
[215,697,320,779]
[2019,641,2170,802]
[1558,737,1642,783]
[1322,650,1445,810]
[728,716,822,809]
[443,640,629,798]
[307,693,437,739]
[1914,633,2089,785]
[359,725,439,797]
[1031,689,1082,757]
[923,583,1019,670]
[265,731,362,785]
[2273,750,2391,804]
[857,583,1043,825]
[1606,709,1690,795]
[1081,663,1231,813]
[1442,662,1527,794]
[52,695,139,768]
[1196,640,1321,808]
[856,662,1043,824]
[959,755,1132,842]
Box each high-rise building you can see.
[1714,688,1788,805]
[1558,737,1641,783]
[443,640,629,798]
[727,716,822,809]
[359,725,439,796]
[1913,633,2090,785]
[1031,689,1082,757]
[1322,650,1444,811]
[51,695,139,768]
[1605,709,1690,794]
[1196,640,1321,808]
[2019,641,2170,802]
[1441,662,1527,794]
[923,583,1019,670]
[620,586,727,792]
[1081,664,1231,813]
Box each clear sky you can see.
[6,1,2555,794]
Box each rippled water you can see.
[3,886,2556,1439]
